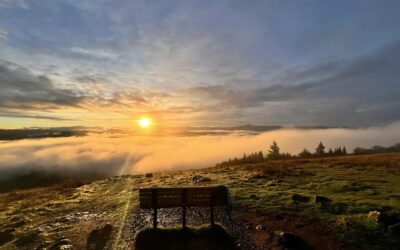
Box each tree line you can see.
[216,141,400,167]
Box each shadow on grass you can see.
[135,224,238,250]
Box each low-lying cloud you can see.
[0,122,399,184]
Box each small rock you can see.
[192,175,211,183]
[274,231,313,250]
[145,173,153,178]
[389,223,400,236]
[86,224,113,250]
[291,194,310,202]
[255,225,265,231]
[315,195,331,204]
[378,213,400,231]
[368,211,381,222]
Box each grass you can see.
[135,224,237,250]
[1,153,400,249]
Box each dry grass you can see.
[1,153,400,249]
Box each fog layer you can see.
[0,123,399,180]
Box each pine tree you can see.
[268,141,280,159]
[315,142,325,156]
[298,148,312,158]
[258,151,264,161]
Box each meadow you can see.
[1,153,400,249]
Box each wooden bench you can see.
[139,186,231,228]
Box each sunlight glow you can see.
[138,117,151,128]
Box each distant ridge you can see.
[185,124,348,132]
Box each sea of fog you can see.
[0,122,399,181]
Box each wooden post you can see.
[153,208,157,229]
[210,206,214,225]
[182,207,186,227]
[151,189,158,229]
[182,189,187,227]
[210,190,215,226]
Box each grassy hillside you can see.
[1,153,400,249]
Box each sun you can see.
[138,117,151,128]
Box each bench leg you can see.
[182,206,186,227]
[210,206,214,226]
[153,208,157,229]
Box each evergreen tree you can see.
[257,151,264,161]
[298,148,312,158]
[328,148,333,155]
[334,147,342,155]
[315,142,325,156]
[342,147,347,155]
[268,141,280,159]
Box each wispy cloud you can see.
[68,47,118,60]
[0,27,7,40]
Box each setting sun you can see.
[138,118,151,128]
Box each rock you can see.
[255,225,265,231]
[145,173,153,178]
[291,194,310,203]
[315,196,332,209]
[86,224,113,250]
[315,195,331,204]
[0,228,15,246]
[377,213,400,231]
[274,231,313,250]
[368,211,381,222]
[192,175,211,183]
[389,223,400,236]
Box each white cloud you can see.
[0,27,8,40]
[68,47,117,59]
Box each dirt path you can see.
[119,206,261,249]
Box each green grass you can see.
[135,224,237,250]
[1,153,400,249]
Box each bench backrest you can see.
[139,187,228,209]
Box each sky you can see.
[1,0,400,128]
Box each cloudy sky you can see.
[1,0,400,128]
